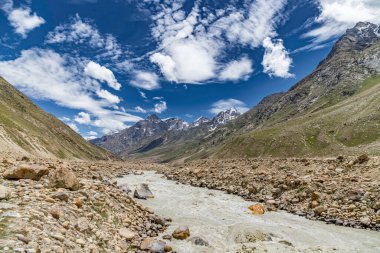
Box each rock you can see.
[314,206,327,215]
[0,185,11,200]
[3,164,49,180]
[248,204,265,215]
[49,167,80,191]
[51,192,69,202]
[74,197,83,208]
[149,240,166,253]
[141,238,154,250]
[360,216,371,226]
[119,183,132,194]
[75,217,90,232]
[162,235,172,240]
[50,207,62,219]
[17,235,31,244]
[76,238,86,246]
[355,154,369,164]
[172,226,190,240]
[134,184,154,199]
[164,244,173,252]
[372,202,380,211]
[310,201,319,208]
[311,192,321,201]
[188,236,209,246]
[118,228,136,240]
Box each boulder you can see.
[134,184,154,199]
[248,204,265,215]
[118,228,135,240]
[172,226,190,240]
[49,167,80,191]
[188,236,209,246]
[149,240,166,253]
[119,183,131,194]
[0,185,11,200]
[3,164,49,180]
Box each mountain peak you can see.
[147,114,161,122]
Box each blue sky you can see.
[0,0,379,140]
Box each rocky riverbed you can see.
[158,155,380,231]
[0,153,168,252]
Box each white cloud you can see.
[134,106,147,113]
[154,101,167,114]
[303,0,380,49]
[84,61,121,90]
[0,48,142,133]
[210,99,249,114]
[219,57,253,81]
[46,14,122,59]
[68,122,79,132]
[96,89,120,104]
[262,37,294,78]
[152,96,163,100]
[139,90,147,99]
[148,0,288,82]
[74,112,91,124]
[84,131,98,140]
[130,71,160,90]
[1,1,45,37]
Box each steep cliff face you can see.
[0,77,113,160]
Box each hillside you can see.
[111,22,380,162]
[0,77,113,160]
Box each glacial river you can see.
[118,171,380,253]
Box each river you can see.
[118,171,380,253]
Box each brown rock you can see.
[164,244,173,252]
[4,164,49,180]
[248,204,265,215]
[118,228,135,240]
[50,207,63,219]
[74,197,83,208]
[49,167,80,191]
[172,226,190,240]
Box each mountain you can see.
[0,76,113,160]
[178,22,380,160]
[91,108,241,157]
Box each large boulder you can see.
[49,167,80,191]
[0,185,11,200]
[3,164,49,180]
[172,226,190,240]
[134,184,154,199]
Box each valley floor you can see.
[0,153,379,252]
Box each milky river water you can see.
[118,171,380,253]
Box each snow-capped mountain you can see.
[91,108,241,155]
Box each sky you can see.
[0,0,379,140]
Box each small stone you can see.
[118,228,136,240]
[51,192,69,202]
[311,192,321,201]
[188,236,209,246]
[50,207,62,219]
[172,226,190,240]
[164,244,173,252]
[162,235,172,240]
[134,184,154,199]
[17,235,31,244]
[0,185,11,200]
[360,217,371,226]
[248,204,265,215]
[74,197,83,208]
[76,238,86,246]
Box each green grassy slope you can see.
[0,77,113,160]
[215,76,380,158]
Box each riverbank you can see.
[158,156,380,231]
[121,171,380,253]
[0,154,167,252]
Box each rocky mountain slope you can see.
[149,22,380,162]
[0,77,112,160]
[91,108,241,158]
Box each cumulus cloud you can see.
[96,89,120,104]
[210,99,249,114]
[134,106,147,113]
[154,101,167,114]
[262,37,294,78]
[74,112,91,124]
[148,0,288,82]
[84,61,121,90]
[130,71,160,90]
[0,48,141,133]
[219,57,253,81]
[302,0,380,50]
[1,0,45,37]
[46,14,122,59]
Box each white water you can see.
[119,171,380,253]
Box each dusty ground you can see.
[0,152,169,253]
[158,155,380,231]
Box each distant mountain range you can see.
[0,77,113,160]
[93,22,380,162]
[91,108,241,157]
